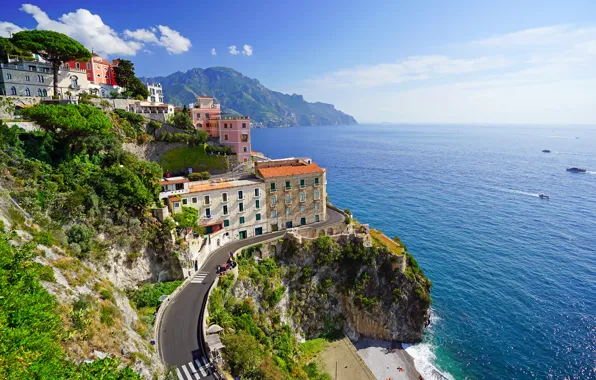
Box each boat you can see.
[566,167,587,173]
[542,149,551,153]
[538,194,550,199]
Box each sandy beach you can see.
[355,340,420,380]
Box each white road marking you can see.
[190,272,210,284]
[176,367,185,380]
[187,361,200,379]
[181,363,192,379]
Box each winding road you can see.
[158,208,345,380]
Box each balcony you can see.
[69,84,81,90]
[284,187,291,192]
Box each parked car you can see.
[217,259,236,274]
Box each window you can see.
[175,183,184,190]
[239,216,245,224]
[70,76,78,87]
[205,208,211,217]
[224,219,230,227]
[174,202,180,208]
[300,205,305,214]
[239,202,244,212]
[25,88,30,96]
[87,63,90,69]
[300,179,305,188]
[222,205,229,215]
[241,134,248,142]
[37,88,42,96]
[255,200,260,209]
[224,134,229,141]
[97,65,100,69]
[192,197,198,204]
[238,190,244,200]
[182,198,188,205]
[300,192,306,202]
[270,183,276,192]
[204,195,210,205]
[286,208,291,216]
[315,203,320,211]
[224,123,227,128]
[315,214,320,222]
[6,73,11,79]
[242,123,247,128]
[42,89,47,97]
[314,190,320,200]
[285,181,291,190]
[38,75,43,82]
[222,193,228,202]
[256,213,261,221]
[285,194,291,204]
[64,63,69,68]
[10,87,16,95]
[271,195,277,205]
[271,210,277,218]
[314,177,320,186]
[25,75,30,81]
[254,188,260,197]
[243,147,248,152]
[76,62,80,69]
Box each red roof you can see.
[257,163,325,179]
[169,196,181,202]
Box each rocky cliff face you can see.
[231,232,431,343]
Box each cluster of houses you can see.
[159,157,328,275]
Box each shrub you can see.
[34,230,54,246]
[66,224,94,254]
[188,171,211,181]
[128,280,182,308]
[100,303,118,326]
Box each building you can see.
[64,53,118,87]
[147,83,164,103]
[0,59,90,98]
[255,158,327,231]
[127,100,175,121]
[191,96,221,137]
[165,176,268,241]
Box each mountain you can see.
[140,67,357,128]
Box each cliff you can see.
[231,230,431,344]
[140,67,358,128]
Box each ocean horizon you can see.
[252,124,596,379]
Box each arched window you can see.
[37,88,42,96]
[42,89,47,97]
[70,76,78,87]
[25,88,31,96]
[10,87,17,95]
[76,62,80,69]
[86,63,90,69]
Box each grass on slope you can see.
[159,146,228,173]
[370,229,405,255]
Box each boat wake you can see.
[489,187,542,197]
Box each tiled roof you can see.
[189,181,235,192]
[169,196,181,202]
[159,178,188,185]
[257,163,325,179]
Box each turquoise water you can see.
[252,124,596,380]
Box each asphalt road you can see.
[158,208,345,380]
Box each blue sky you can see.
[2,0,596,124]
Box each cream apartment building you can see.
[255,158,327,231]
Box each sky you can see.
[1,0,596,125]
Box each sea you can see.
[252,124,596,380]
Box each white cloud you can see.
[228,45,239,55]
[311,55,513,88]
[242,44,253,56]
[19,4,143,56]
[300,24,596,124]
[211,48,217,56]
[124,28,158,43]
[143,49,154,55]
[0,21,24,37]
[3,4,192,57]
[157,25,191,54]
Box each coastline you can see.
[355,339,421,380]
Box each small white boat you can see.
[538,194,550,199]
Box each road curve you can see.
[158,208,345,380]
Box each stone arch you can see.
[318,230,326,237]
[327,227,334,235]
[268,245,276,257]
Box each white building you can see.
[147,83,164,103]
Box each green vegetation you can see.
[0,37,34,63]
[128,280,183,308]
[159,145,228,173]
[113,59,149,100]
[173,206,199,230]
[11,30,92,98]
[188,171,211,181]
[169,110,194,129]
[0,230,139,379]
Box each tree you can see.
[173,206,199,229]
[0,37,34,63]
[169,110,194,129]
[221,331,266,378]
[11,30,91,99]
[20,104,112,138]
[113,59,148,100]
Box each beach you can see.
[355,340,420,380]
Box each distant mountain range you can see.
[140,67,357,128]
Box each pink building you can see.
[219,116,251,164]
[191,96,221,137]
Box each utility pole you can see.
[335,361,338,380]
